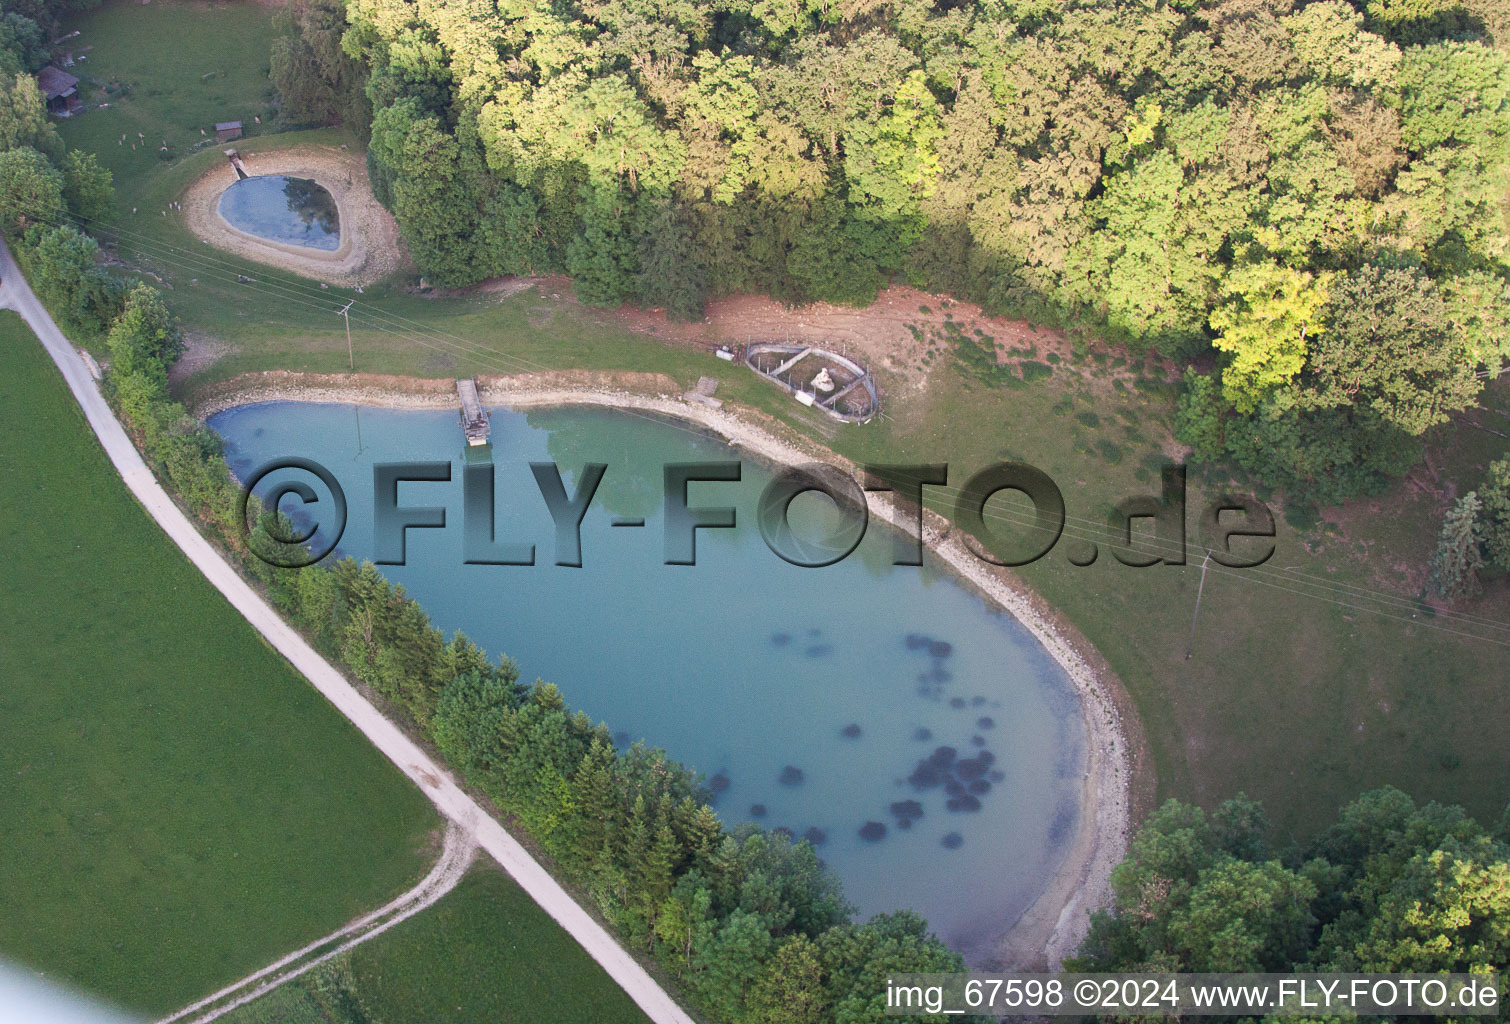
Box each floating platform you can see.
[456,378,491,446]
[224,148,250,180]
[684,375,723,409]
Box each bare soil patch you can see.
[602,284,1181,395]
[168,329,230,385]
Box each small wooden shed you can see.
[215,120,243,142]
[37,66,81,115]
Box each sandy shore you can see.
[180,145,409,286]
[192,368,1136,968]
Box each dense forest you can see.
[274,0,1510,507]
[1072,789,1510,984]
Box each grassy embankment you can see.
[58,0,1510,843]
[0,312,437,1014]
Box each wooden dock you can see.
[456,378,491,446]
[683,375,722,409]
[224,148,250,180]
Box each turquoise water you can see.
[210,402,1087,962]
[217,175,339,251]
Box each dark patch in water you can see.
[956,754,991,781]
[907,634,958,701]
[859,821,887,841]
[770,632,791,647]
[912,726,932,741]
[947,794,982,813]
[771,826,795,841]
[807,627,822,638]
[928,746,958,768]
[612,731,631,747]
[805,644,833,658]
[976,716,996,730]
[708,772,731,794]
[908,761,946,789]
[840,723,862,739]
[970,735,986,747]
[890,800,924,828]
[988,769,1005,783]
[750,803,768,818]
[1049,799,1076,846]
[802,827,827,846]
[941,832,964,850]
[967,778,992,795]
[949,697,967,709]
[971,695,987,707]
[943,778,965,798]
[779,765,805,786]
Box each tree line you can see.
[0,0,113,232]
[1071,788,1510,1015]
[1428,456,1510,600]
[0,0,102,77]
[274,0,1509,507]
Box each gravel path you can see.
[0,238,695,1024]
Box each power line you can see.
[1185,550,1212,660]
[80,215,1510,637]
[336,300,354,371]
[65,214,1510,647]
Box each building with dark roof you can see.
[36,66,80,115]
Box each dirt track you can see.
[158,825,476,1024]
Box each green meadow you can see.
[220,868,652,1024]
[0,311,438,1014]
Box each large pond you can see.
[217,175,340,251]
[210,402,1088,963]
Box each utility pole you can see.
[1184,549,1212,660]
[337,300,354,371]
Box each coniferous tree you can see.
[1429,492,1485,601]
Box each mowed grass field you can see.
[57,0,282,206]
[0,312,439,1015]
[221,868,652,1024]
[57,1,1510,843]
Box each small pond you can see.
[217,175,340,251]
[210,402,1089,963]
